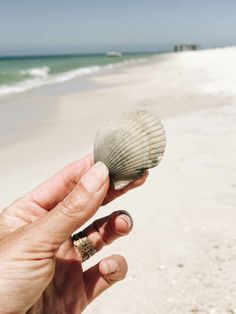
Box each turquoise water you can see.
[0,52,155,96]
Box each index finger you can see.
[26,154,93,210]
[25,155,148,211]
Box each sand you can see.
[0,47,236,313]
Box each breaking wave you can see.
[0,57,149,97]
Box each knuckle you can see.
[64,177,79,194]
[104,277,115,286]
[61,170,80,194]
[93,220,113,248]
[59,187,89,215]
[59,198,84,218]
[95,219,114,246]
[101,231,113,245]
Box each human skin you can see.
[0,155,148,314]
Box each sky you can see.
[0,0,235,56]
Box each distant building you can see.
[174,44,200,52]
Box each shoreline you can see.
[0,52,170,99]
[0,52,173,150]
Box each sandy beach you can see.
[1,47,236,313]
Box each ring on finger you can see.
[72,231,97,262]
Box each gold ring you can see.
[72,232,96,262]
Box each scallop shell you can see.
[94,110,166,190]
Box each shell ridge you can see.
[106,122,165,168]
[108,132,165,172]
[110,149,164,174]
[102,114,160,165]
[101,110,161,162]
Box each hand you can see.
[0,155,147,314]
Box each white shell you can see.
[94,110,166,189]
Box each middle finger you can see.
[72,210,133,261]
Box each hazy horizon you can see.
[0,48,170,58]
[0,0,235,57]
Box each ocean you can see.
[0,52,155,97]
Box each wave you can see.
[20,66,50,78]
[0,65,102,97]
[0,57,149,97]
[52,65,101,83]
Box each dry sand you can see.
[0,47,236,313]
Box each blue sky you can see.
[0,0,235,56]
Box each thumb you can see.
[29,162,109,247]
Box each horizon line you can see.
[0,49,172,59]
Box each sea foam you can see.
[0,65,102,97]
[20,66,50,78]
[0,57,149,97]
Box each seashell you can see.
[94,110,166,190]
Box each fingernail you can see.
[118,214,132,230]
[80,161,109,192]
[102,259,119,274]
